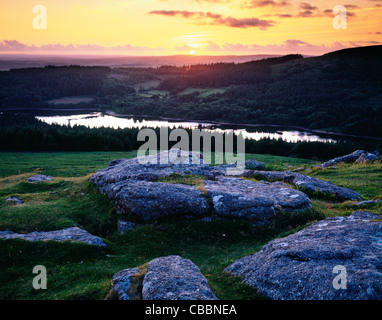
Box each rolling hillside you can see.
[0,45,381,137]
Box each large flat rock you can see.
[106,255,218,300]
[90,150,361,222]
[225,211,382,300]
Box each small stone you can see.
[117,220,137,234]
[27,174,53,183]
[6,197,23,205]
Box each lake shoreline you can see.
[1,107,382,141]
[104,110,382,141]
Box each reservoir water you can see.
[35,111,336,143]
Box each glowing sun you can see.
[189,50,196,55]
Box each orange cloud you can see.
[149,10,275,29]
[0,40,165,52]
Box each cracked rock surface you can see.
[225,211,382,300]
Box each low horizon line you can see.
[0,52,314,58]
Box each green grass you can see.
[0,179,118,235]
[157,173,205,188]
[308,162,382,200]
[306,161,382,217]
[0,151,380,300]
[199,152,315,169]
[0,151,137,178]
[245,153,317,171]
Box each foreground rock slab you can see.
[0,227,106,246]
[225,211,382,300]
[106,255,218,300]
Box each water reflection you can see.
[36,112,335,143]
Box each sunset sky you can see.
[0,0,381,55]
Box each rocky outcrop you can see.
[106,255,218,300]
[91,150,365,223]
[225,211,382,300]
[90,150,266,196]
[27,174,53,183]
[321,150,380,167]
[90,150,313,223]
[245,170,362,201]
[0,227,106,246]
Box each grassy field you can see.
[0,151,381,300]
[0,152,137,178]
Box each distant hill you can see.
[323,44,382,58]
[0,54,280,71]
[0,45,381,137]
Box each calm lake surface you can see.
[35,111,337,143]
